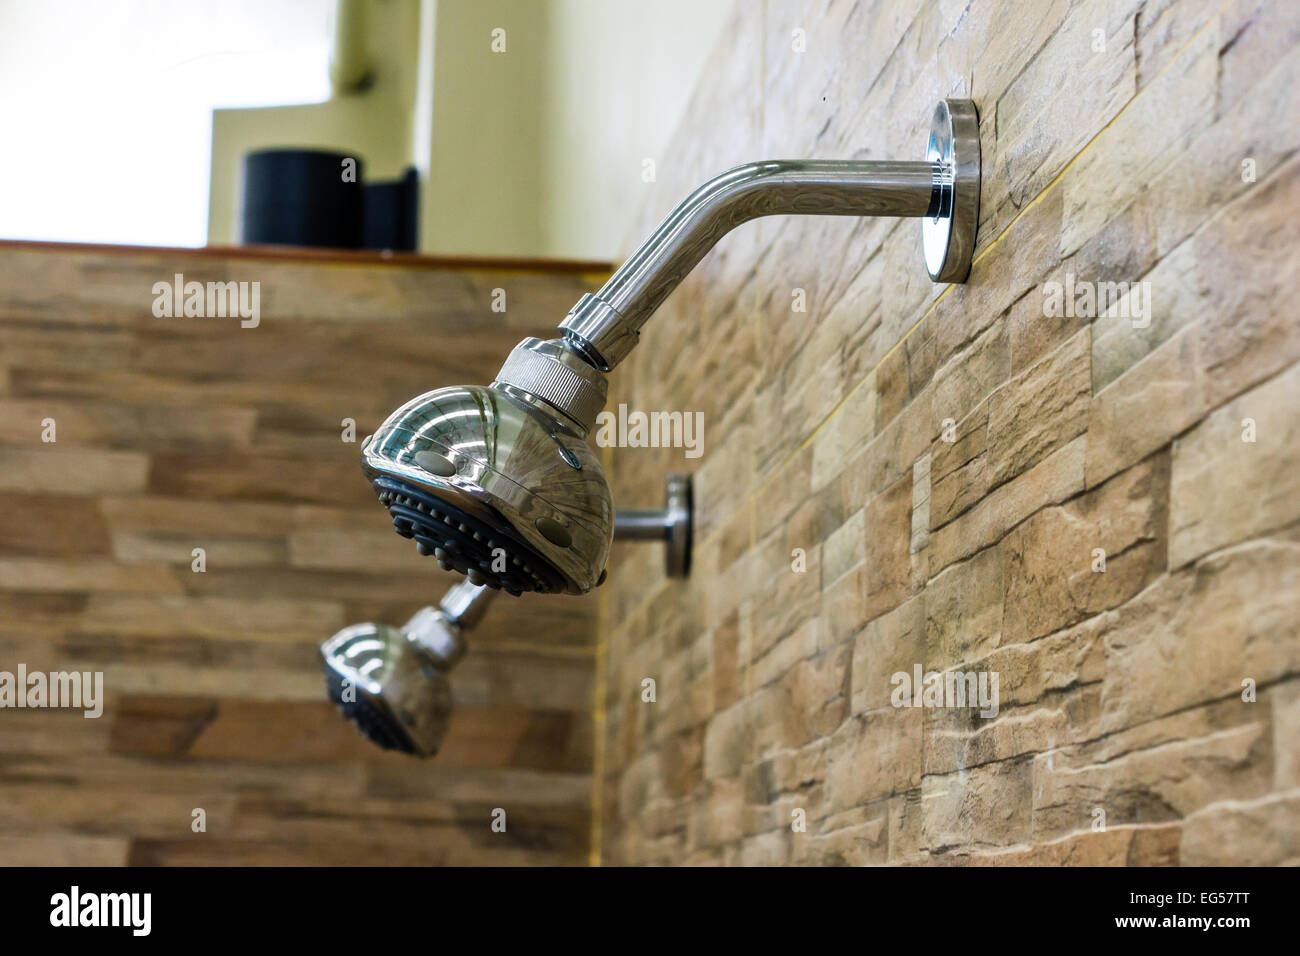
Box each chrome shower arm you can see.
[562,160,940,369]
[400,579,495,668]
[437,577,494,629]
[615,509,674,540]
[613,474,691,578]
[556,100,981,371]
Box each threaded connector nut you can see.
[494,337,608,434]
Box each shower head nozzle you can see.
[361,339,614,595]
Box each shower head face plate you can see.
[361,384,613,594]
[374,475,567,595]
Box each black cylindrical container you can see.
[240,149,364,248]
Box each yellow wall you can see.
[208,0,734,259]
[207,0,422,245]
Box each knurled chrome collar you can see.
[494,337,608,434]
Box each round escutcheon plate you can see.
[922,98,981,283]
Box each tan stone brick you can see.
[1180,790,1300,865]
[797,803,889,866]
[1003,452,1168,645]
[1195,167,1300,411]
[888,789,925,863]
[841,378,936,504]
[1099,539,1300,732]
[851,596,924,716]
[921,758,1034,851]
[825,708,923,813]
[1086,323,1206,487]
[987,328,1091,488]
[910,453,930,554]
[985,0,1138,254]
[810,376,877,492]
[929,402,990,528]
[925,544,1003,672]
[0,448,149,495]
[661,727,704,800]
[711,613,742,714]
[823,562,870,648]
[1170,362,1300,567]
[751,616,821,690]
[782,641,851,744]
[1059,20,1217,257]
[820,506,865,587]
[1145,13,1300,259]
[926,683,1103,777]
[965,824,1180,866]
[702,701,746,782]
[928,436,1086,573]
[1275,680,1300,791]
[597,0,1300,865]
[858,471,918,623]
[1033,719,1271,842]
[930,318,1009,433]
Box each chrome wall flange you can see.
[611,473,692,578]
[922,98,981,283]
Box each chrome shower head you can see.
[364,100,979,595]
[361,339,614,595]
[320,580,491,756]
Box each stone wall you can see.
[0,243,605,865]
[596,0,1300,865]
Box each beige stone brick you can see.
[987,328,1091,488]
[928,436,1086,573]
[1099,539,1300,732]
[1181,790,1300,865]
[1086,323,1205,487]
[921,758,1034,851]
[851,595,924,716]
[1170,362,1300,567]
[1003,452,1168,645]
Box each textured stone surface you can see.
[987,329,1091,488]
[1002,453,1168,645]
[598,0,1300,866]
[1169,362,1300,568]
[0,245,604,866]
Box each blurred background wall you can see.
[0,243,605,864]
